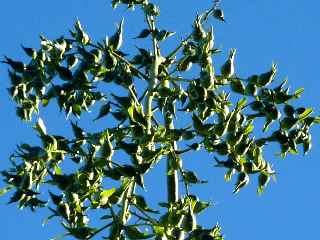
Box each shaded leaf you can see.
[134,29,151,39]
[94,103,111,121]
[125,226,154,239]
[34,117,47,136]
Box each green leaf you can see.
[284,104,295,117]
[230,80,245,94]
[42,214,56,227]
[213,9,225,22]
[144,3,160,16]
[68,226,97,239]
[66,55,78,69]
[236,97,247,109]
[133,195,159,213]
[34,117,47,136]
[109,18,124,50]
[100,188,116,205]
[49,191,63,205]
[156,30,175,41]
[21,45,37,59]
[0,187,9,196]
[71,122,85,139]
[258,173,270,195]
[280,117,298,130]
[313,116,320,124]
[298,108,313,120]
[193,200,210,214]
[181,205,197,231]
[134,29,151,39]
[74,20,90,45]
[94,103,111,121]
[243,122,254,135]
[177,56,192,72]
[125,226,154,239]
[224,169,235,182]
[2,56,25,72]
[57,66,73,81]
[293,88,304,98]
[245,83,258,96]
[233,172,249,194]
[257,64,277,87]
[183,171,207,184]
[153,225,165,237]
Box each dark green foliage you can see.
[1,0,319,239]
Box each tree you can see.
[1,0,319,239]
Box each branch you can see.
[110,50,149,81]
[165,6,216,60]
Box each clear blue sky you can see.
[1,0,320,239]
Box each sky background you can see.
[1,0,320,239]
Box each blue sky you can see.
[1,0,320,239]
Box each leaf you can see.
[100,188,116,205]
[66,55,78,69]
[230,80,245,94]
[42,214,56,227]
[54,165,62,175]
[68,226,97,239]
[1,56,25,72]
[74,20,90,45]
[135,174,145,189]
[213,9,225,22]
[243,122,254,135]
[156,30,175,41]
[111,94,132,108]
[263,118,273,132]
[245,83,258,96]
[0,187,9,196]
[71,122,85,139]
[257,64,277,87]
[8,190,24,204]
[109,18,124,50]
[134,29,151,39]
[293,88,304,98]
[125,226,154,239]
[57,66,73,81]
[224,169,235,182]
[236,97,247,109]
[284,104,295,117]
[133,195,159,213]
[193,200,210,214]
[144,3,160,16]
[21,45,37,59]
[49,191,63,205]
[258,173,270,195]
[181,205,197,231]
[233,172,249,194]
[280,117,298,130]
[34,117,47,136]
[313,116,320,124]
[94,103,111,121]
[183,171,207,184]
[177,56,192,72]
[298,108,313,120]
[49,233,69,240]
[192,114,207,135]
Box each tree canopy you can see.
[1,0,319,239]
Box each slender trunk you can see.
[163,80,179,203]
